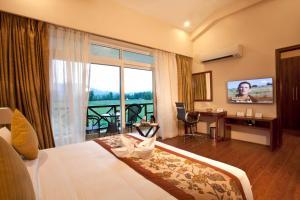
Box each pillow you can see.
[0,127,11,144]
[11,109,39,160]
[0,137,35,200]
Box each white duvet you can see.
[24,134,253,200]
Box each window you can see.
[87,39,155,135]
[90,44,120,59]
[123,51,154,64]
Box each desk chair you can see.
[175,102,201,142]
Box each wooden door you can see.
[280,55,300,130]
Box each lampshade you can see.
[0,107,13,125]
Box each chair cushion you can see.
[11,109,39,160]
[0,137,35,200]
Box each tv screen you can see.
[227,78,273,104]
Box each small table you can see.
[133,122,160,137]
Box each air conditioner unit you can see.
[200,45,243,63]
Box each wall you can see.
[192,0,300,144]
[0,0,192,56]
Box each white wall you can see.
[192,0,300,145]
[0,0,192,56]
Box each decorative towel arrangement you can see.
[111,134,156,158]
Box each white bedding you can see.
[24,133,253,200]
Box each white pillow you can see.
[0,126,12,144]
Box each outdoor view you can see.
[87,64,153,133]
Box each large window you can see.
[87,40,154,135]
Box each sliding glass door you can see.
[87,64,120,135]
[124,68,153,123]
[86,40,154,136]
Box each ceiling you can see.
[112,0,240,32]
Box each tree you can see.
[89,90,95,101]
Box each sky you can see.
[90,64,152,93]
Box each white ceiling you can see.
[112,0,240,32]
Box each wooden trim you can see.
[275,44,300,147]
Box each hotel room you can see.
[0,0,300,199]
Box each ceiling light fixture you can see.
[183,21,190,28]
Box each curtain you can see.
[49,25,90,146]
[154,50,178,139]
[0,12,55,149]
[176,54,193,111]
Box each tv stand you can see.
[224,115,278,151]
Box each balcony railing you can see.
[86,103,153,134]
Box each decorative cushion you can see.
[0,137,35,200]
[11,110,39,160]
[0,127,11,144]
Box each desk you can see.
[195,111,227,141]
[133,122,160,137]
[224,115,278,151]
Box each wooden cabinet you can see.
[224,115,278,151]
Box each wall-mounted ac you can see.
[200,45,243,63]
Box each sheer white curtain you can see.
[49,26,90,146]
[154,50,178,139]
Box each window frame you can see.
[88,36,156,132]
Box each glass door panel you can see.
[87,64,121,136]
[124,68,154,132]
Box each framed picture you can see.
[255,112,263,118]
[236,112,245,117]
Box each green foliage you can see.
[88,90,153,101]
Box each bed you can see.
[23,133,253,200]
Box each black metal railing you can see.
[86,103,153,133]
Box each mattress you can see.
[24,133,253,200]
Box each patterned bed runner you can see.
[94,135,246,200]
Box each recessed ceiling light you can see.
[183,21,190,28]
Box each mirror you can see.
[192,71,213,101]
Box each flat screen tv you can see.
[227,77,273,104]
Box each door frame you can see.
[276,44,300,145]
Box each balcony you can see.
[86,102,153,137]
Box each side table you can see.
[133,122,160,137]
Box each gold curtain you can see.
[176,54,194,111]
[0,12,55,149]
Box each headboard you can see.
[0,107,13,125]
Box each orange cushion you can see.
[11,110,39,160]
